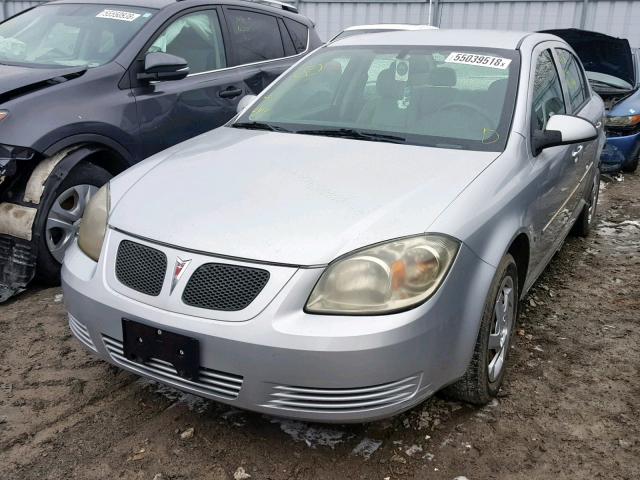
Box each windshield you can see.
[331,29,396,42]
[236,45,520,151]
[0,4,155,68]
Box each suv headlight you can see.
[305,234,460,315]
[78,183,110,261]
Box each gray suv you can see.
[0,0,320,300]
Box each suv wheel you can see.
[35,162,112,285]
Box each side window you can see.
[531,49,566,131]
[226,9,284,65]
[148,10,226,74]
[556,48,589,111]
[283,18,308,54]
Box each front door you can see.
[131,8,244,159]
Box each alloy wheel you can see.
[45,184,98,263]
[587,173,600,226]
[487,276,515,382]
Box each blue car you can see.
[543,29,639,173]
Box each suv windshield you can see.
[236,45,520,151]
[0,4,155,68]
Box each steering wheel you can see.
[437,102,497,130]
[34,47,70,62]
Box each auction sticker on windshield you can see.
[445,52,512,69]
[96,9,141,21]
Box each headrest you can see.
[487,78,508,96]
[376,67,402,99]
[428,67,456,87]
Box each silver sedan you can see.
[62,29,605,422]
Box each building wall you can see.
[296,0,640,46]
[1,0,639,46]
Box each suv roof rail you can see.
[244,0,299,13]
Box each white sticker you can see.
[445,52,512,69]
[96,9,141,22]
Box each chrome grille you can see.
[115,240,167,296]
[264,375,420,413]
[102,335,243,400]
[182,263,269,311]
[68,314,96,351]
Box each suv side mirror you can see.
[137,52,189,82]
[532,114,597,156]
[236,94,257,114]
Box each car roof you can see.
[343,24,436,32]
[45,0,304,16]
[330,29,551,50]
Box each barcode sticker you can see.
[445,52,512,69]
[96,9,141,22]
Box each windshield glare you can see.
[0,4,155,68]
[238,45,520,151]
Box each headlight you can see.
[605,115,640,128]
[78,183,110,261]
[306,234,460,315]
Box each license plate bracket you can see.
[122,319,200,381]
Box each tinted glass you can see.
[283,18,308,53]
[237,45,520,151]
[0,4,154,67]
[557,48,589,111]
[148,10,226,74]
[226,9,284,65]
[532,49,566,131]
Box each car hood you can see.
[542,29,635,89]
[0,63,86,101]
[109,127,500,265]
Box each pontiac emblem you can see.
[170,257,191,294]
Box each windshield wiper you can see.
[296,128,406,144]
[231,121,290,132]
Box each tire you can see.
[621,150,639,173]
[34,162,112,285]
[572,169,600,238]
[443,254,519,405]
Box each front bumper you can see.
[62,229,495,422]
[601,131,640,172]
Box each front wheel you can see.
[34,162,112,285]
[443,254,519,404]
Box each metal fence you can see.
[1,0,639,46]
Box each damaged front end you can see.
[0,150,40,301]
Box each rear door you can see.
[131,6,245,159]
[222,7,309,96]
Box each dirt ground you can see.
[1,172,639,480]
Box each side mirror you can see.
[236,94,257,114]
[533,114,598,156]
[137,52,189,82]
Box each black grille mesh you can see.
[182,263,270,311]
[115,240,167,296]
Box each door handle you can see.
[571,145,583,162]
[219,87,243,99]
[595,121,602,129]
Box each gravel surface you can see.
[1,172,638,480]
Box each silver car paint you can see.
[62,30,605,422]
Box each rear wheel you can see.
[572,169,600,237]
[443,254,518,404]
[35,163,112,285]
